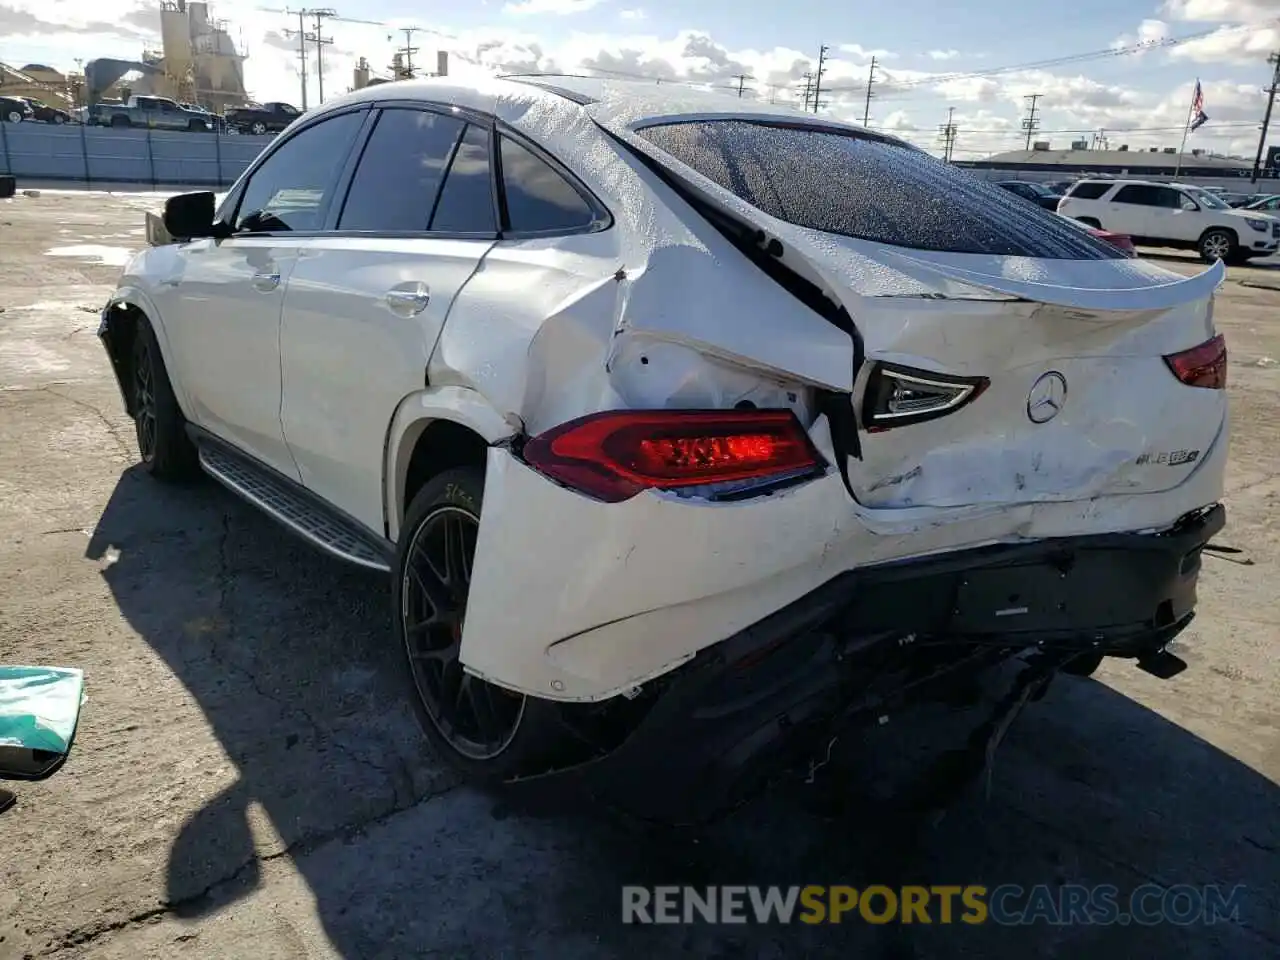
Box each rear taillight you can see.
[1164,334,1227,389]
[862,363,989,432]
[522,409,826,503]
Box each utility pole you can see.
[1022,93,1042,150]
[732,73,754,98]
[812,44,829,114]
[938,107,958,162]
[396,26,422,78]
[799,73,814,112]
[862,56,877,126]
[283,9,310,109]
[1251,52,1280,184]
[309,8,336,103]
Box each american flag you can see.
[1190,80,1209,131]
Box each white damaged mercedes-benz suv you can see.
[99,75,1228,824]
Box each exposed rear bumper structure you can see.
[534,503,1225,825]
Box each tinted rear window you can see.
[1067,182,1112,200]
[635,120,1121,259]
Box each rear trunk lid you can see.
[595,108,1228,510]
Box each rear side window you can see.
[1114,185,1181,208]
[338,108,466,232]
[636,120,1122,259]
[1066,182,1111,200]
[499,135,599,234]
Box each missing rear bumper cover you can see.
[523,503,1225,825]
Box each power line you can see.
[812,45,828,114]
[1022,93,1042,150]
[732,73,754,98]
[862,56,877,126]
[820,20,1275,96]
[1252,52,1280,184]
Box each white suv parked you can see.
[1058,178,1280,264]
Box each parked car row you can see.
[74,96,303,135]
[995,176,1280,264]
[1057,178,1280,264]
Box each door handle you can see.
[251,270,280,292]
[385,282,431,317]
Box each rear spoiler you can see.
[878,249,1227,312]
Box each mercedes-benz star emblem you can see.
[1027,371,1068,424]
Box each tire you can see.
[110,115,130,128]
[53,114,65,124]
[1075,217,1102,229]
[392,466,566,783]
[250,121,267,136]
[187,119,205,132]
[1061,651,1104,678]
[4,110,22,123]
[130,316,199,481]
[1199,228,1236,264]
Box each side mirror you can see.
[162,191,229,240]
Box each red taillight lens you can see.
[522,409,826,503]
[1164,334,1227,389]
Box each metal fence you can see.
[0,122,276,188]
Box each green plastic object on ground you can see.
[0,666,85,779]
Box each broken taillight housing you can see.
[1164,334,1227,389]
[522,409,827,503]
[862,362,989,432]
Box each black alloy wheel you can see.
[133,334,159,463]
[400,502,525,760]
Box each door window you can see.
[234,110,365,233]
[430,124,497,233]
[337,108,468,232]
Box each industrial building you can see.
[956,141,1280,191]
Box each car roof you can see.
[317,74,899,144]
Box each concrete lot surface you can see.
[0,191,1276,959]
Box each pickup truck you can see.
[90,96,213,132]
[223,101,300,136]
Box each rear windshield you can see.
[634,119,1122,260]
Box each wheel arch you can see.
[1199,225,1239,245]
[101,290,193,420]
[383,385,520,542]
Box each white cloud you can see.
[1,2,1271,160]
[928,49,960,61]
[619,8,646,19]
[838,43,896,61]
[1169,22,1280,62]
[1161,0,1275,22]
[503,0,605,14]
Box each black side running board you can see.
[188,427,394,573]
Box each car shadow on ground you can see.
[86,469,1279,958]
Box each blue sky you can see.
[3,0,1277,158]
